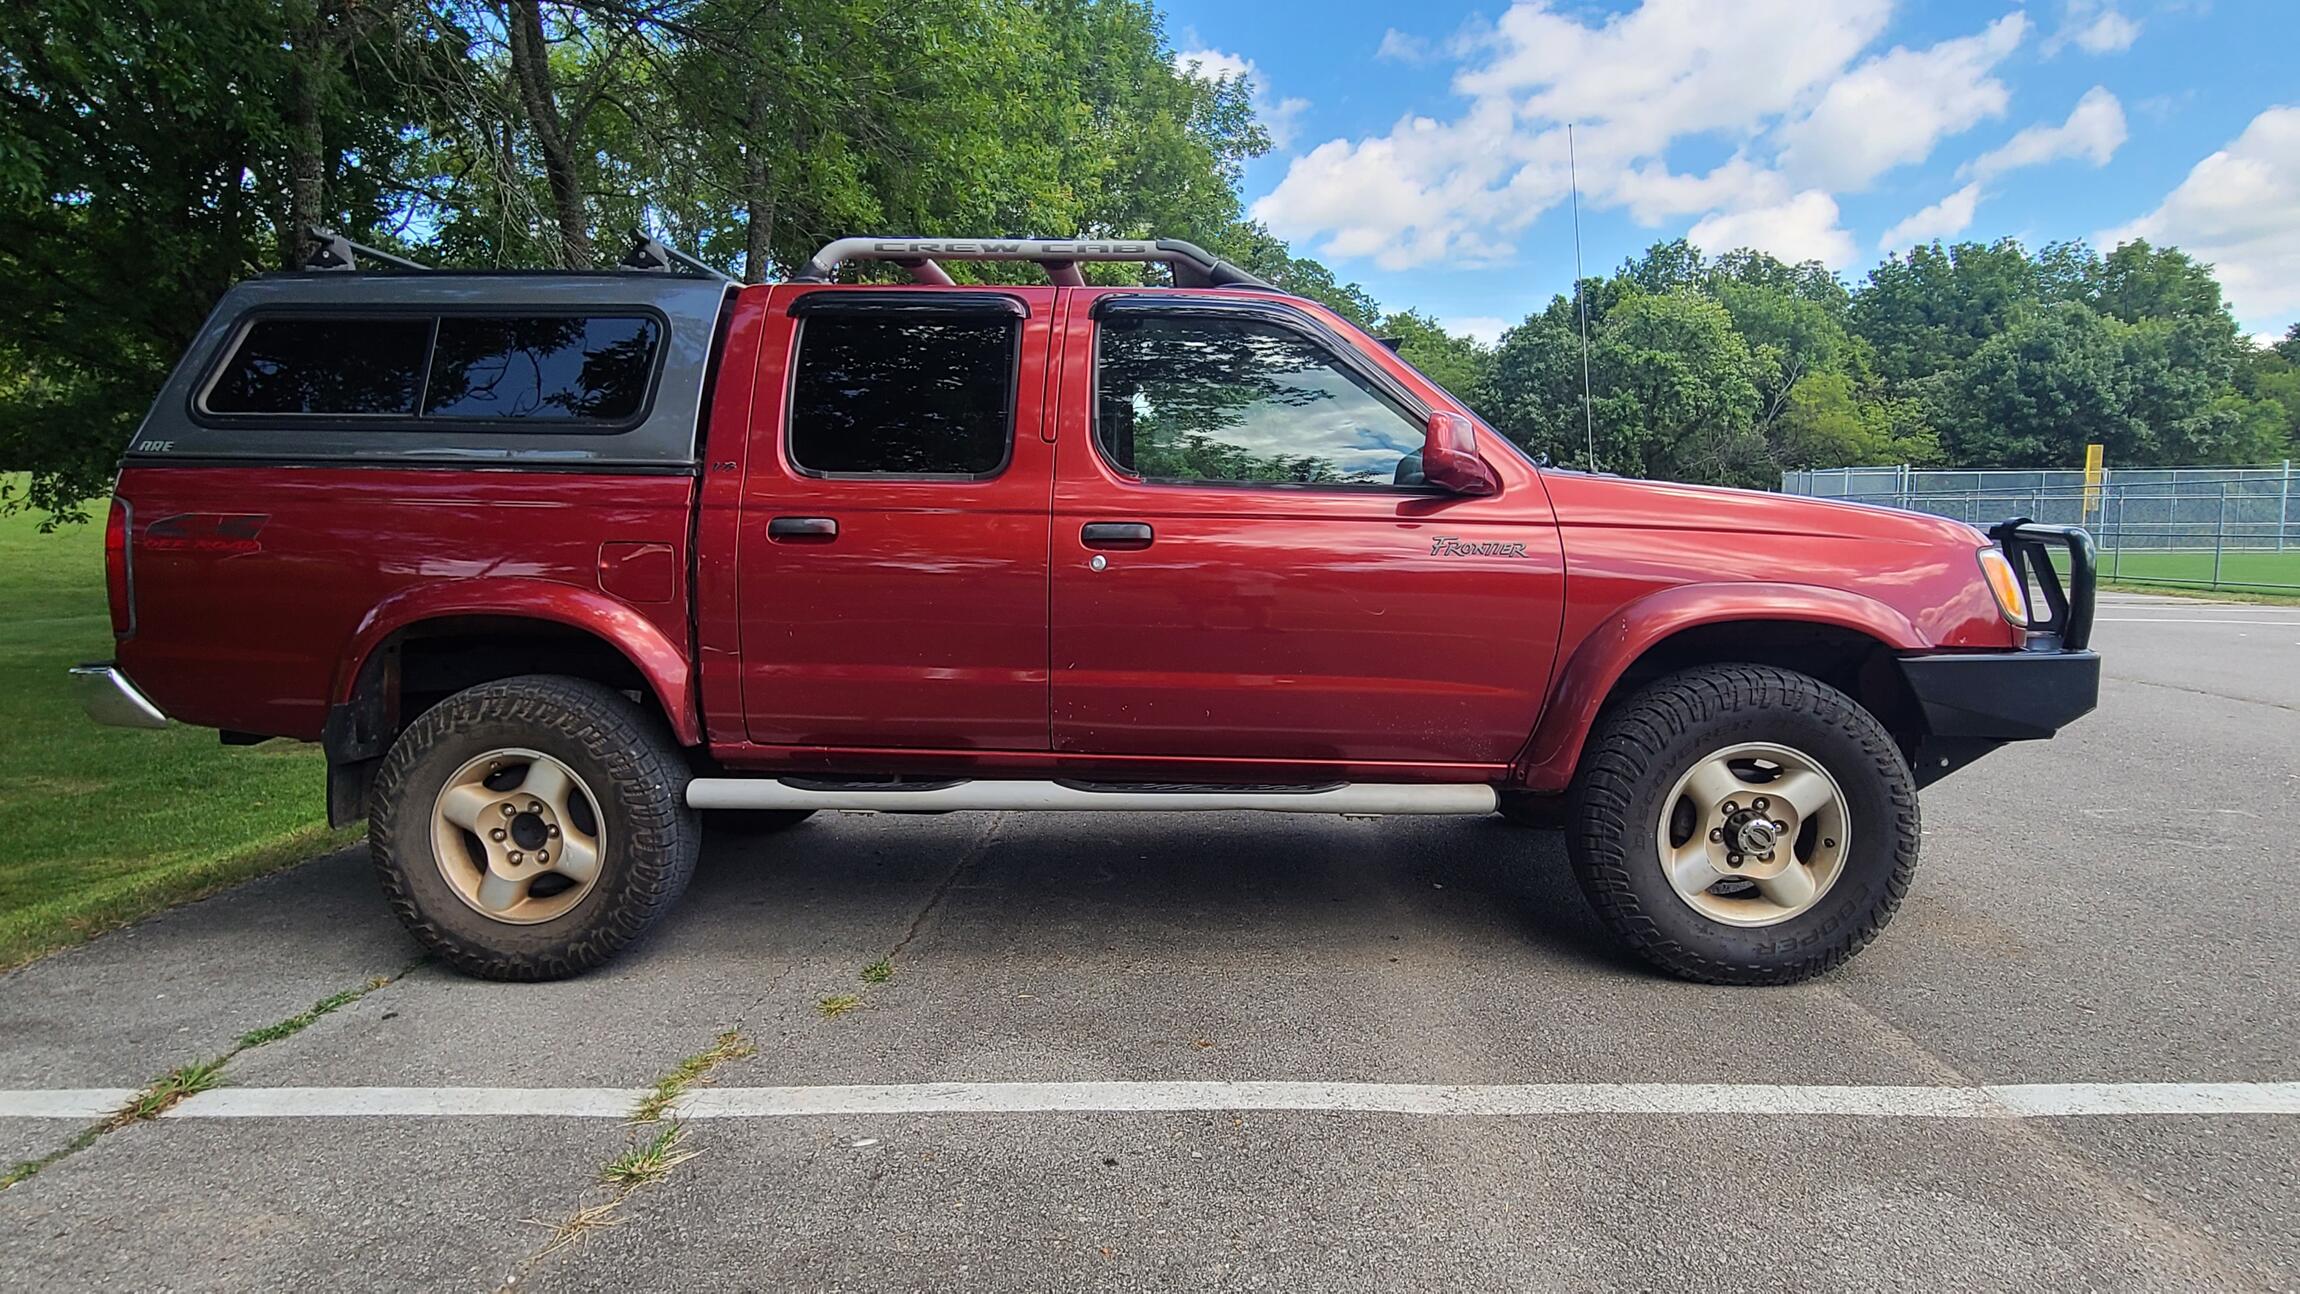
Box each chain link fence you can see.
[1781,463,2300,593]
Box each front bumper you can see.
[69,662,169,729]
[1899,519,2100,785]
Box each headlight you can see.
[1977,547,2028,627]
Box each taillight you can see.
[104,496,133,637]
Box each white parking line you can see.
[4,1081,2294,1121]
[2097,618,2300,625]
[0,1089,137,1119]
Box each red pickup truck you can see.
[73,235,2098,985]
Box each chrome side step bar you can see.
[686,779,1498,816]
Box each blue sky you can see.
[1158,0,2300,343]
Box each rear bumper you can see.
[69,662,170,729]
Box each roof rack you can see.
[620,229,737,284]
[303,227,431,272]
[790,237,1275,290]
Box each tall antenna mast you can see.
[1568,124,1597,473]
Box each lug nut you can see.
[1773,819,1788,832]
[547,824,560,837]
[1728,852,1744,866]
[1708,827,1723,842]
[537,850,549,863]
[1762,851,1775,862]
[1723,800,1739,813]
[490,828,507,842]
[500,804,515,818]
[526,801,542,813]
[508,851,523,864]
[1753,797,1769,811]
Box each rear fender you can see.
[333,579,700,747]
[1515,582,1926,793]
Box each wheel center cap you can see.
[1732,817,1778,854]
[508,812,550,850]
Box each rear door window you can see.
[423,316,660,422]
[786,314,1018,477]
[204,318,432,416]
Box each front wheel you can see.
[1565,664,1918,985]
[368,675,701,980]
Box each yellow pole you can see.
[2082,443,2104,522]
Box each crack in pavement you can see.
[0,956,426,1192]
[1817,979,2286,1286]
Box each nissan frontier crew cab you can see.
[73,234,2100,985]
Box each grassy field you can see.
[0,488,350,969]
[2098,547,2300,596]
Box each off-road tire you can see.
[369,675,700,980]
[1565,664,1919,985]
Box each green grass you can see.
[2098,546,2300,595]
[631,1029,755,1123]
[599,1122,699,1187]
[0,482,350,969]
[108,1059,227,1127]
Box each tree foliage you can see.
[0,0,1359,520]
[1467,236,2295,485]
[2,3,2292,520]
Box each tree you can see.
[2091,239,2235,330]
[1595,291,1766,487]
[0,0,434,521]
[1850,239,2040,387]
[1372,310,1490,400]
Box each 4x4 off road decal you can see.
[142,513,268,554]
[1429,536,1530,558]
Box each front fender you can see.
[1514,582,1925,793]
[333,578,701,746]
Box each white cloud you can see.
[1878,183,1982,251]
[2047,1,2141,55]
[1376,29,1434,63]
[1964,86,2127,181]
[1253,1,2041,272]
[2099,106,2300,332]
[1173,48,1311,149]
[1443,316,1511,346]
[1173,47,1253,83]
[1688,191,1858,269]
[1775,13,2029,191]
[1254,0,1896,270]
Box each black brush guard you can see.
[1987,517,2097,651]
[1896,519,2101,786]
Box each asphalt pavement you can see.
[1,592,2294,1292]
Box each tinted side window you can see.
[424,316,660,421]
[788,316,1016,476]
[1096,315,1423,487]
[205,318,432,415]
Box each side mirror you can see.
[1420,411,1497,496]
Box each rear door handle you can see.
[768,516,838,541]
[1081,522,1153,549]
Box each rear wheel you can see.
[1565,664,1918,985]
[369,675,700,980]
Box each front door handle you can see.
[1081,522,1153,549]
[768,516,838,541]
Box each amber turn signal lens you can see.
[1977,547,2027,627]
